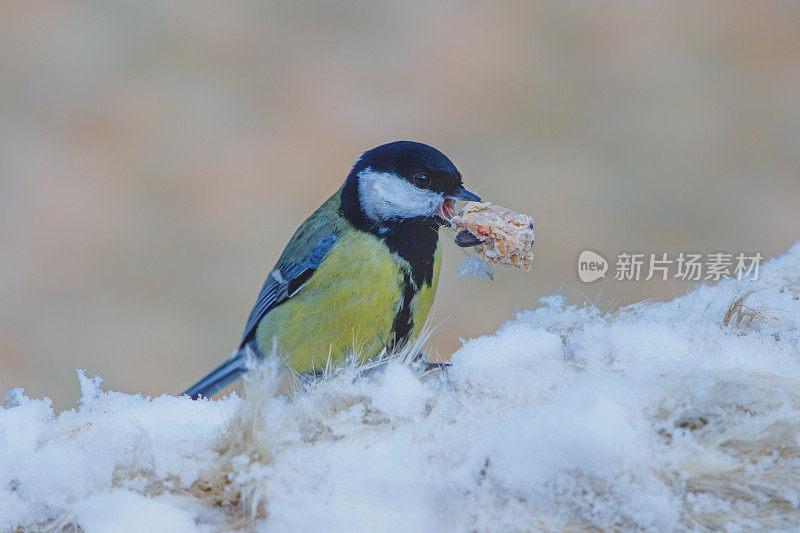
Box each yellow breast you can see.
[255,229,441,373]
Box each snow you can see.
[368,363,430,419]
[3,243,800,531]
[72,491,198,533]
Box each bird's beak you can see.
[451,187,481,202]
[436,187,481,227]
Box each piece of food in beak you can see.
[451,202,535,271]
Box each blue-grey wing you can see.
[238,232,337,348]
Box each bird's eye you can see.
[413,173,430,189]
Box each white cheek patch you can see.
[358,169,444,222]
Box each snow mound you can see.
[3,243,800,531]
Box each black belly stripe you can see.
[391,271,416,348]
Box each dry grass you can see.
[723,287,775,328]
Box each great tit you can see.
[183,141,480,399]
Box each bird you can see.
[183,141,480,399]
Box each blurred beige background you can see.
[1,2,799,409]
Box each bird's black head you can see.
[341,141,480,231]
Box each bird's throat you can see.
[379,219,440,288]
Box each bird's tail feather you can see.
[183,344,259,400]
